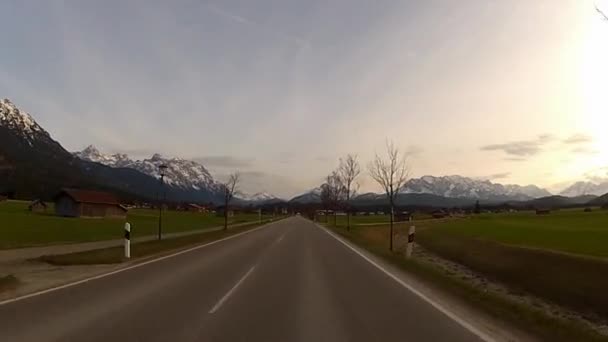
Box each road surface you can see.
[0,217,487,342]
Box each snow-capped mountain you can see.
[236,191,283,204]
[1,99,55,147]
[289,187,322,203]
[560,181,608,197]
[74,145,218,192]
[401,175,551,200]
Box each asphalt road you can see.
[0,217,487,342]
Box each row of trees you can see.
[321,141,410,251]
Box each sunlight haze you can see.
[1,0,607,197]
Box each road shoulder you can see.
[313,221,536,342]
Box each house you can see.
[185,203,207,213]
[54,189,128,219]
[536,209,551,215]
[432,210,447,219]
[215,205,235,218]
[28,199,47,213]
[395,211,412,222]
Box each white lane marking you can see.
[276,233,286,244]
[209,265,256,314]
[0,221,281,307]
[314,222,496,342]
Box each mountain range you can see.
[559,181,608,197]
[400,175,551,201]
[0,99,274,203]
[2,98,605,207]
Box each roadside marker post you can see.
[124,222,131,259]
[406,218,415,259]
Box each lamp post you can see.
[158,164,168,241]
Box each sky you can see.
[1,0,608,198]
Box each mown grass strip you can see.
[38,220,279,265]
[0,275,19,293]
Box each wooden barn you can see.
[54,189,127,219]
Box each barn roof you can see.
[55,189,121,205]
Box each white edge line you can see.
[313,222,496,342]
[208,265,256,314]
[0,221,277,307]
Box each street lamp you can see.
[158,164,168,241]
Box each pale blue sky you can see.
[1,0,607,197]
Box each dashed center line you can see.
[209,265,256,314]
[276,234,286,243]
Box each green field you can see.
[0,200,273,249]
[318,212,433,226]
[415,209,608,320]
[422,209,608,258]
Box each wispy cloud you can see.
[207,4,252,25]
[206,3,310,48]
[194,156,254,169]
[571,146,599,155]
[405,145,424,156]
[563,134,593,145]
[481,134,554,157]
[487,172,511,180]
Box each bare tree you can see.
[597,4,608,20]
[220,172,240,230]
[320,182,332,223]
[338,154,360,231]
[368,141,411,251]
[320,171,345,226]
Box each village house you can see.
[28,199,47,213]
[185,203,208,213]
[536,208,551,215]
[54,189,128,219]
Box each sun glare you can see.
[580,4,608,167]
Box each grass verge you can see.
[326,223,608,342]
[0,274,19,293]
[38,220,278,265]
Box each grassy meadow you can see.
[419,209,608,258]
[0,200,272,249]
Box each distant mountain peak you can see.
[0,98,47,145]
[236,191,282,203]
[74,146,218,191]
[560,181,608,197]
[400,175,550,200]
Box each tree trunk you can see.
[389,201,394,251]
[346,194,351,231]
[346,210,350,231]
[224,198,228,231]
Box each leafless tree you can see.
[220,172,240,230]
[320,171,345,225]
[597,4,608,20]
[338,154,360,231]
[368,140,411,251]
